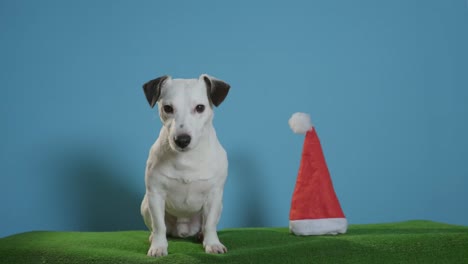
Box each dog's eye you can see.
[195,104,205,113]
[163,105,174,114]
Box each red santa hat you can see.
[288,112,347,236]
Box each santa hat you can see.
[288,112,347,236]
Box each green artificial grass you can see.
[1,220,468,264]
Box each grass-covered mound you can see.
[1,220,467,263]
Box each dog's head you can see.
[143,74,230,152]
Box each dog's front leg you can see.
[147,191,168,257]
[202,188,227,254]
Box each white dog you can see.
[140,74,230,257]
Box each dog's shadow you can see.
[48,145,267,232]
[49,146,145,231]
[226,150,267,228]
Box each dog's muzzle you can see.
[174,134,191,149]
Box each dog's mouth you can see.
[173,146,190,152]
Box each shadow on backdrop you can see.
[49,145,146,231]
[227,149,267,227]
[48,144,267,231]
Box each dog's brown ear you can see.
[202,74,230,107]
[143,75,169,108]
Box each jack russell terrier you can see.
[141,74,230,257]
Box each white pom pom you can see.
[289,112,313,134]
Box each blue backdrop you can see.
[1,0,467,238]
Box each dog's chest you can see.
[148,139,227,217]
[154,162,223,216]
[163,177,213,216]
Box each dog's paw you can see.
[204,242,227,254]
[147,244,168,257]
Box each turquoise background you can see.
[1,0,467,237]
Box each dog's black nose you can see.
[174,134,191,149]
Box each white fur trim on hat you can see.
[289,112,313,134]
[290,218,348,236]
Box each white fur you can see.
[290,218,348,235]
[289,112,313,134]
[141,75,228,257]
